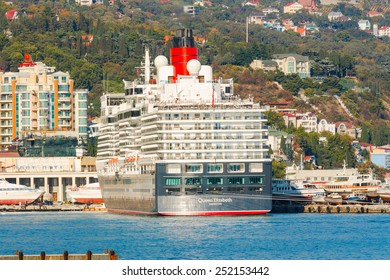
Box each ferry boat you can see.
[96,29,272,216]
[272,179,325,202]
[0,177,44,205]
[320,172,381,198]
[66,182,103,204]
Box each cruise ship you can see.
[96,29,272,216]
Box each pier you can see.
[0,250,118,260]
[0,203,106,212]
[271,203,390,214]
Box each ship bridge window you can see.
[227,177,245,185]
[165,178,181,186]
[207,163,223,173]
[166,164,181,173]
[249,176,263,185]
[184,177,202,185]
[249,163,263,172]
[185,164,203,173]
[126,88,143,95]
[206,177,223,185]
[228,163,245,173]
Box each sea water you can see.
[0,212,389,260]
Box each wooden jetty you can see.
[0,250,118,260]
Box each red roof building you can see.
[298,0,317,12]
[5,10,18,20]
[367,11,383,18]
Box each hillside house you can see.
[284,2,303,14]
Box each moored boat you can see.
[320,172,381,198]
[344,192,366,204]
[324,193,343,205]
[0,177,44,205]
[272,179,325,202]
[377,185,390,202]
[66,182,103,204]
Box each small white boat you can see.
[377,184,390,202]
[324,193,343,205]
[0,177,44,205]
[66,182,103,204]
[272,179,325,202]
[312,193,326,204]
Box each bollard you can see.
[63,251,69,260]
[18,251,23,260]
[109,250,116,260]
[40,251,45,260]
[86,250,92,260]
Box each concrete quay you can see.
[0,203,107,212]
[304,204,390,214]
[271,203,390,214]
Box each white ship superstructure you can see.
[96,29,272,215]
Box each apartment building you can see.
[271,53,311,78]
[0,54,88,149]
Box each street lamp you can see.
[41,135,46,157]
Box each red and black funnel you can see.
[170,28,198,78]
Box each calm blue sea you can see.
[0,212,389,260]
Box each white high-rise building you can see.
[0,54,88,148]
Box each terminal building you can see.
[0,154,97,202]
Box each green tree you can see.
[72,62,102,90]
[272,160,286,179]
[281,73,304,94]
[0,33,9,51]
[264,111,287,131]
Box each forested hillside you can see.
[0,0,388,147]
